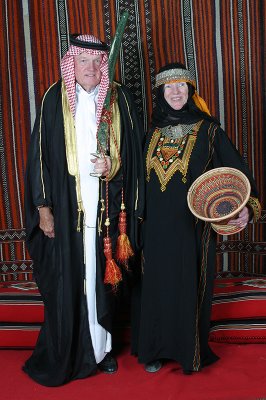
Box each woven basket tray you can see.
[187,167,251,235]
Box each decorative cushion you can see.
[209,320,266,344]
[209,276,266,343]
[0,322,40,348]
[0,281,131,348]
[211,277,266,321]
[0,282,44,323]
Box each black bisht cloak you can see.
[23,80,145,386]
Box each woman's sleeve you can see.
[212,127,261,221]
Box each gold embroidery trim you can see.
[118,86,140,211]
[202,123,218,174]
[119,84,134,129]
[193,223,211,371]
[62,80,78,176]
[62,81,123,229]
[62,79,83,231]
[146,121,202,191]
[247,196,262,222]
[108,83,121,181]
[109,84,140,212]
[38,82,57,199]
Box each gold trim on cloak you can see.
[107,82,121,180]
[62,80,122,230]
[62,79,83,231]
[116,85,140,213]
[247,196,262,222]
[38,82,57,199]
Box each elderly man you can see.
[23,34,144,386]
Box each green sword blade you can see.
[97,11,129,152]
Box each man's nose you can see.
[85,61,95,70]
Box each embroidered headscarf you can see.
[61,34,109,129]
[151,62,219,128]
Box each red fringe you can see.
[116,234,134,264]
[104,259,122,288]
[103,237,122,288]
[115,211,134,264]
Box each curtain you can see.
[0,0,265,280]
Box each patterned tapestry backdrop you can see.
[0,0,265,281]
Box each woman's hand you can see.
[227,206,249,229]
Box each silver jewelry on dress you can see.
[160,123,198,139]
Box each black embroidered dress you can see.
[136,118,259,371]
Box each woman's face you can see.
[163,82,189,110]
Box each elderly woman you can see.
[133,62,261,374]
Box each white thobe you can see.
[75,83,111,363]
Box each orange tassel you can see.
[115,210,134,265]
[103,236,122,288]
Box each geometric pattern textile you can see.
[211,276,266,321]
[209,320,266,344]
[4,276,266,347]
[0,324,41,348]
[0,281,43,348]
[0,0,265,280]
[210,276,266,343]
[0,282,43,323]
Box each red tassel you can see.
[115,210,134,265]
[103,237,122,289]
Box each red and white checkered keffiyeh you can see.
[61,34,109,129]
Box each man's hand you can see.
[90,155,111,177]
[227,206,249,229]
[39,207,55,238]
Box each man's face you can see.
[74,52,103,92]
